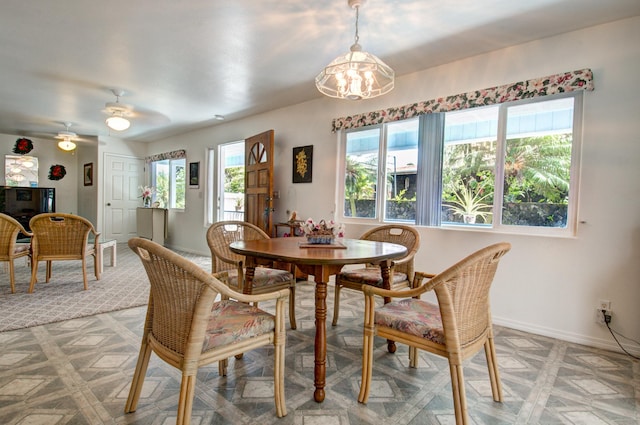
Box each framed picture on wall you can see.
[84,163,93,186]
[189,161,200,188]
[292,145,313,183]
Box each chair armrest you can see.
[361,270,437,299]
[16,221,33,239]
[390,257,411,267]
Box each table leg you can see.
[380,260,397,353]
[244,257,256,294]
[314,279,327,402]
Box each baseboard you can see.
[164,243,209,257]
[493,315,640,356]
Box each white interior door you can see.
[104,154,144,242]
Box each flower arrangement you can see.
[48,164,66,180]
[300,218,345,244]
[13,138,34,155]
[139,185,155,207]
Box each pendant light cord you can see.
[354,6,360,45]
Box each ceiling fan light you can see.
[58,139,77,151]
[8,173,25,182]
[106,114,131,131]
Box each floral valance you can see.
[145,149,186,163]
[331,68,594,132]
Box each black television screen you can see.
[0,186,55,231]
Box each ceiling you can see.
[1,0,639,144]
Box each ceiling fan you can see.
[104,89,134,131]
[55,122,81,151]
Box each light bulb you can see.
[106,114,131,131]
[58,139,77,151]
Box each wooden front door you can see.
[244,130,274,236]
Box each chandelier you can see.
[315,0,394,100]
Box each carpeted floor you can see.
[0,243,211,332]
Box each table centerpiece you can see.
[300,218,345,244]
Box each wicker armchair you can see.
[206,221,297,329]
[332,224,420,326]
[126,238,288,423]
[28,213,100,293]
[358,242,511,425]
[0,213,33,293]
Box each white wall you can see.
[148,16,640,353]
[0,133,80,214]
[76,142,98,225]
[0,133,149,234]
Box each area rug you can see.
[0,243,211,332]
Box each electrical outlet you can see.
[595,307,613,325]
[598,300,611,311]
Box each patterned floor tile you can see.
[0,249,637,424]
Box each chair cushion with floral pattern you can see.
[338,266,407,288]
[374,299,444,345]
[226,268,293,289]
[202,300,275,350]
[13,244,30,254]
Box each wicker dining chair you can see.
[206,221,297,329]
[28,213,100,293]
[358,242,511,425]
[126,238,288,423]
[332,224,420,327]
[0,213,33,293]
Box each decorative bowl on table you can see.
[306,233,335,245]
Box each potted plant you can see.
[235,197,243,211]
[448,187,493,224]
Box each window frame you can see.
[336,91,583,237]
[150,157,186,210]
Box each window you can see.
[344,127,379,219]
[342,121,419,221]
[5,155,38,187]
[206,141,244,225]
[338,92,582,236]
[151,158,186,209]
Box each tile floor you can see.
[0,281,638,424]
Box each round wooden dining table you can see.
[229,236,407,402]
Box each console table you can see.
[273,221,303,238]
[136,208,168,245]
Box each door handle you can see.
[107,203,111,206]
